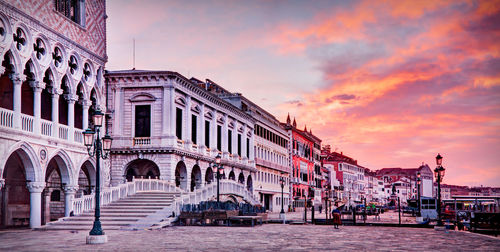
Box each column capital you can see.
[26,181,46,193]
[29,80,46,91]
[50,87,63,96]
[0,179,5,189]
[80,99,92,108]
[64,94,79,103]
[63,185,79,194]
[9,73,24,84]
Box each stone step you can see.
[77,213,150,217]
[103,206,165,210]
[40,190,181,231]
[49,220,133,226]
[36,225,124,231]
[98,209,157,214]
[124,197,175,201]
[61,217,142,222]
[127,195,178,198]
[107,203,172,207]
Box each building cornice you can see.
[106,70,255,124]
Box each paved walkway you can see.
[1,225,499,251]
[268,209,417,224]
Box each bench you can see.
[179,212,203,226]
[471,213,500,237]
[228,216,263,227]
[201,210,239,226]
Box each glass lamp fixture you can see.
[215,154,221,165]
[436,153,443,166]
[83,128,95,148]
[93,109,104,127]
[102,134,113,154]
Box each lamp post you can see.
[213,154,223,203]
[434,153,445,226]
[83,109,112,244]
[279,173,286,223]
[417,172,421,216]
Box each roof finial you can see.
[286,113,291,124]
[304,124,307,132]
[292,117,297,128]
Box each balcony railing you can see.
[59,124,69,140]
[21,114,34,132]
[133,137,151,146]
[0,108,13,128]
[74,129,83,143]
[0,108,91,146]
[41,119,52,136]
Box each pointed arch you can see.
[238,172,245,184]
[46,149,74,185]
[0,141,41,182]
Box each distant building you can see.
[282,117,322,209]
[194,80,291,212]
[376,164,434,202]
[321,150,365,207]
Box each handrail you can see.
[71,178,181,216]
[171,179,259,216]
[71,178,258,220]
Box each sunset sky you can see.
[106,0,500,187]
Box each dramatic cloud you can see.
[276,0,500,186]
[107,0,500,186]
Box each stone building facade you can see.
[282,116,322,209]
[0,0,107,228]
[105,70,256,194]
[207,88,290,212]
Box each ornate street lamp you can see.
[434,153,446,226]
[279,173,286,223]
[83,109,112,244]
[417,171,421,216]
[213,154,223,203]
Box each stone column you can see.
[30,81,45,134]
[26,181,45,228]
[162,86,168,136]
[168,86,175,139]
[63,185,78,217]
[185,95,191,145]
[199,104,205,152]
[51,88,62,137]
[223,114,228,155]
[0,179,4,190]
[250,129,255,161]
[211,110,217,152]
[65,94,78,142]
[242,124,247,160]
[11,73,23,129]
[113,87,121,135]
[82,100,91,130]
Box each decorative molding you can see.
[129,92,156,102]
[26,181,46,193]
[63,185,79,194]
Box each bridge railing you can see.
[171,179,259,216]
[72,178,181,216]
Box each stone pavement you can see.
[1,224,499,251]
[268,209,417,224]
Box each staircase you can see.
[38,191,180,230]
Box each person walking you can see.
[332,206,342,229]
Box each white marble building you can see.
[0,0,107,228]
[208,88,290,212]
[105,71,256,194]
